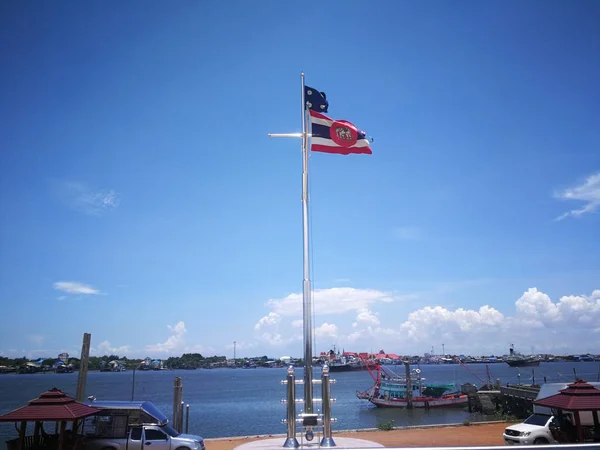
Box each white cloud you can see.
[53,181,120,216]
[254,312,281,330]
[516,288,600,327]
[314,323,338,338]
[145,321,187,354]
[392,226,421,240]
[266,287,396,316]
[53,281,100,295]
[354,308,380,326]
[554,172,600,220]
[96,340,131,356]
[255,286,599,355]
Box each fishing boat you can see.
[356,359,468,408]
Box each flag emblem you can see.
[331,122,358,147]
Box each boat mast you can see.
[300,72,314,414]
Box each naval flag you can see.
[304,86,328,113]
[309,110,372,155]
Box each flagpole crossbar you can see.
[267,133,304,138]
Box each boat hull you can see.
[369,394,469,408]
[505,360,540,367]
[328,364,365,372]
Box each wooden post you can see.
[58,421,66,450]
[76,333,92,402]
[33,421,41,447]
[18,421,26,450]
[574,411,583,443]
[172,377,183,433]
[404,361,413,409]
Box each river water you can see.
[1,362,598,442]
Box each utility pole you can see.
[233,341,236,363]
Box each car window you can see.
[131,428,142,441]
[145,429,168,441]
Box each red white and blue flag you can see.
[309,110,372,155]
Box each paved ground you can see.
[205,422,509,450]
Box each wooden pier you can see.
[467,384,541,418]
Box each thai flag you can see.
[309,110,372,155]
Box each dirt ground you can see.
[205,422,509,450]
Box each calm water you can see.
[1,362,598,442]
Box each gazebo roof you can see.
[534,379,600,411]
[0,388,101,422]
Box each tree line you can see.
[0,353,278,371]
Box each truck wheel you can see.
[175,447,190,450]
[533,438,549,445]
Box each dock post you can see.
[76,333,91,402]
[320,364,336,447]
[173,377,183,432]
[179,401,184,432]
[283,365,299,448]
[185,404,190,434]
[404,361,413,409]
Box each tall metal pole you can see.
[300,72,313,414]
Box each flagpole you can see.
[300,72,314,415]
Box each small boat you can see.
[356,359,468,408]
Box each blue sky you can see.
[1,1,599,360]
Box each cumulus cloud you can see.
[354,308,380,327]
[266,287,396,316]
[315,323,338,338]
[554,172,600,220]
[96,340,131,356]
[255,286,600,355]
[145,321,187,354]
[53,281,100,295]
[515,288,600,327]
[254,312,281,330]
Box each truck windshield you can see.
[162,425,180,437]
[523,414,551,426]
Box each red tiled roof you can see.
[0,388,101,422]
[534,380,600,411]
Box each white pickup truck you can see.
[503,382,600,445]
[82,400,204,450]
[503,413,558,445]
[85,424,205,450]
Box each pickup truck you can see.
[85,424,205,450]
[503,413,558,445]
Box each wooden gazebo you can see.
[534,379,600,443]
[0,388,101,450]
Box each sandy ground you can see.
[205,422,509,450]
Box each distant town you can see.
[1,349,598,374]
